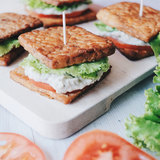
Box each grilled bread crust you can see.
[10,67,110,104]
[19,26,115,69]
[0,13,42,43]
[0,47,24,66]
[42,0,85,6]
[26,9,96,27]
[97,2,160,42]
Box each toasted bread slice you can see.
[42,0,85,6]
[97,2,160,42]
[26,9,96,27]
[10,67,110,104]
[0,47,24,66]
[0,13,42,43]
[19,26,115,69]
[107,37,154,60]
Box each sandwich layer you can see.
[10,66,110,104]
[95,22,149,46]
[96,2,160,42]
[20,54,110,93]
[0,13,42,43]
[95,22,154,60]
[42,0,86,6]
[0,47,24,66]
[19,26,115,69]
[27,3,89,15]
[23,65,104,93]
[109,37,154,60]
[27,9,96,27]
[117,47,154,60]
[0,38,20,57]
[26,0,90,11]
[108,36,154,60]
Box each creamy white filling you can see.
[23,65,104,94]
[98,30,149,46]
[27,4,89,15]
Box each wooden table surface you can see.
[0,0,159,159]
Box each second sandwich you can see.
[25,0,96,27]
[95,2,160,60]
[10,26,115,104]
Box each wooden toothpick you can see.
[63,11,66,45]
[139,0,144,17]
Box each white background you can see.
[0,0,160,159]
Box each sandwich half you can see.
[10,26,115,104]
[0,13,42,66]
[95,2,160,60]
[24,0,96,27]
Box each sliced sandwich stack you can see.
[10,26,115,104]
[0,13,42,66]
[95,2,160,60]
[25,0,96,27]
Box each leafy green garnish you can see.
[125,32,160,155]
[0,39,20,57]
[95,21,117,32]
[145,88,160,116]
[55,0,91,11]
[24,0,53,9]
[144,87,160,123]
[153,57,160,83]
[20,54,110,79]
[125,87,160,154]
[25,0,91,11]
[125,115,160,154]
[150,33,160,84]
[149,33,160,58]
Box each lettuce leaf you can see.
[95,21,117,32]
[125,88,160,154]
[144,87,160,123]
[153,56,160,84]
[150,33,160,84]
[125,33,160,155]
[125,115,160,154]
[149,33,160,58]
[24,0,53,9]
[20,54,110,79]
[24,0,91,11]
[145,88,160,116]
[0,39,20,57]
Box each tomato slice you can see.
[107,37,153,51]
[29,79,56,92]
[29,79,82,94]
[0,132,46,160]
[63,130,156,160]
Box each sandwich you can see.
[10,26,115,104]
[0,13,42,66]
[24,0,96,27]
[95,2,160,60]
